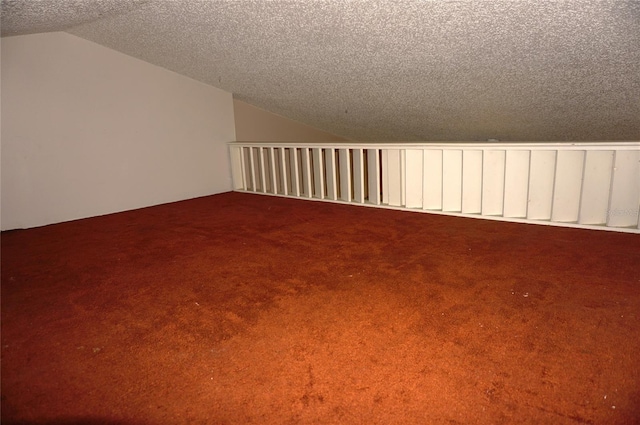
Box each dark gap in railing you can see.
[379,149,384,203]
[349,149,355,201]
[279,148,283,194]
[335,149,342,200]
[308,148,313,197]
[363,149,370,202]
[296,148,303,196]
[272,148,277,194]
[319,149,326,199]
[264,148,271,193]
[320,149,329,195]
[259,148,265,193]
[285,148,293,194]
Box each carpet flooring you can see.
[2,191,639,424]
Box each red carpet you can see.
[2,191,639,424]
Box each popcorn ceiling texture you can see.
[2,0,640,142]
[0,0,150,35]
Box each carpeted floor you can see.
[2,191,639,424]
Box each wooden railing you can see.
[229,141,640,233]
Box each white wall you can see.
[233,99,347,142]
[1,32,236,230]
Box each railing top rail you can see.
[229,141,640,150]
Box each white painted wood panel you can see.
[367,149,381,205]
[279,148,288,195]
[386,149,402,206]
[579,150,614,225]
[324,148,337,200]
[338,148,351,202]
[312,148,324,199]
[423,150,443,210]
[268,148,278,194]
[262,147,270,193]
[401,150,407,207]
[241,148,250,191]
[259,147,267,193]
[442,150,463,212]
[527,150,556,220]
[405,149,424,208]
[552,150,585,223]
[254,147,263,192]
[230,146,244,190]
[381,149,389,205]
[353,149,365,203]
[482,150,506,216]
[248,147,257,192]
[503,150,529,218]
[283,148,291,195]
[462,150,482,214]
[272,148,281,194]
[607,150,640,228]
[301,148,312,198]
[261,148,269,193]
[289,148,300,197]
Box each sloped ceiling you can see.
[2,0,640,142]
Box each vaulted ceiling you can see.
[2,0,640,142]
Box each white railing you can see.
[229,141,640,233]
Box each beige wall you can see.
[1,32,236,230]
[234,99,347,142]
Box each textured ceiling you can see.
[2,0,640,142]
